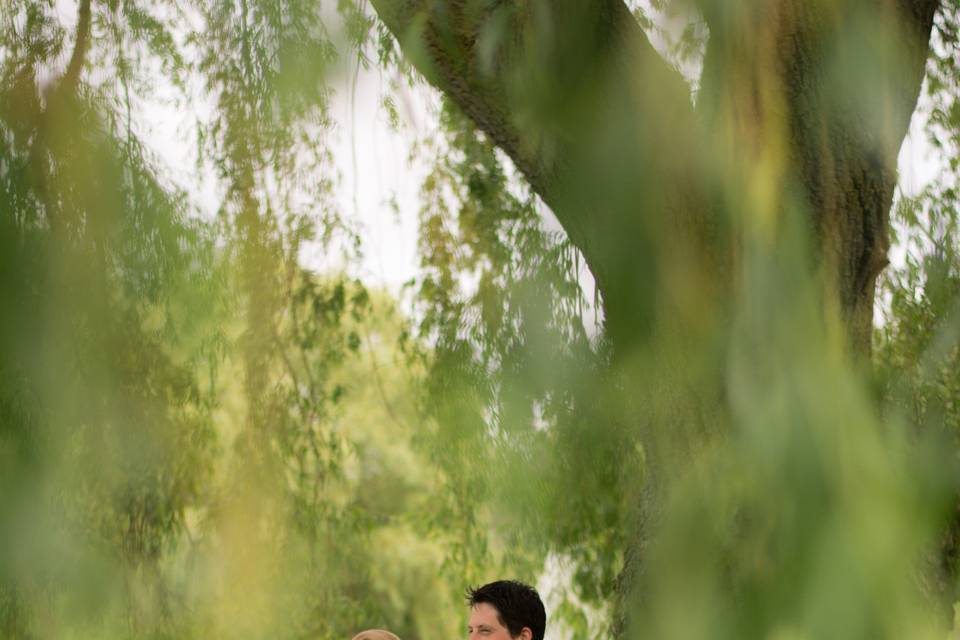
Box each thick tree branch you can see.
[372,0,716,351]
[374,0,692,188]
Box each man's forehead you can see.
[469,602,504,622]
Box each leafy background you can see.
[1,2,960,639]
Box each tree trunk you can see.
[695,0,939,354]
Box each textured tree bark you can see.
[696,0,940,354]
[371,0,941,631]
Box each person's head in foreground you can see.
[466,580,546,640]
[351,630,400,640]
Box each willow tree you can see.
[371,0,960,637]
[372,0,942,353]
[3,0,960,638]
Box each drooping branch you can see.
[25,0,94,223]
[60,0,93,95]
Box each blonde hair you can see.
[351,630,401,640]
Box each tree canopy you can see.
[1,1,960,639]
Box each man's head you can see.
[466,580,546,640]
[351,630,400,640]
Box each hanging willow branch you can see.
[59,0,93,96]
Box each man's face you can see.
[468,603,527,640]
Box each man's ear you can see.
[517,628,533,640]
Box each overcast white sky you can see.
[131,59,422,290]
[138,61,942,291]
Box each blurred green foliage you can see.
[1,1,960,640]
[0,2,469,638]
